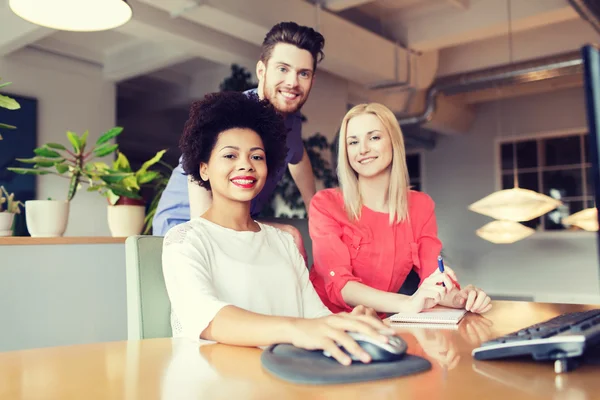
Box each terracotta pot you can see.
[114,197,145,207]
[107,198,146,237]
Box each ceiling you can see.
[1,0,598,122]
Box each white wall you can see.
[0,242,127,351]
[0,48,116,236]
[424,87,600,304]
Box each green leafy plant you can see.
[87,150,167,206]
[259,133,338,218]
[142,160,174,235]
[219,64,257,92]
[0,78,21,139]
[7,127,124,201]
[0,186,23,214]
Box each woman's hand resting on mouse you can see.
[287,312,394,366]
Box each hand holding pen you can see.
[437,255,492,313]
[437,256,461,290]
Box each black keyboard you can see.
[472,309,600,365]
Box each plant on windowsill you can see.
[87,149,167,237]
[0,186,23,237]
[7,127,124,237]
[0,78,21,140]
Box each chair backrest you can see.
[260,217,314,268]
[125,235,172,340]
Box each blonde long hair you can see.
[337,103,410,225]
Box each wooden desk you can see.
[0,301,598,399]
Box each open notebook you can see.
[389,307,467,325]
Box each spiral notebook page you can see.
[390,308,467,325]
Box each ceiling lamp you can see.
[9,0,132,32]
[476,220,535,244]
[468,187,563,222]
[563,208,599,232]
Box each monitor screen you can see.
[582,44,600,262]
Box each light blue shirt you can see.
[152,89,304,236]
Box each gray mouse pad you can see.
[261,344,431,385]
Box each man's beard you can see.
[261,74,308,114]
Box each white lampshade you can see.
[468,187,562,222]
[476,220,535,244]
[562,207,599,232]
[9,0,132,32]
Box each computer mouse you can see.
[323,331,408,362]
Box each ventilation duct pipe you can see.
[397,51,583,126]
[568,0,600,35]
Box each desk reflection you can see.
[159,338,439,400]
[473,361,591,400]
[392,313,494,371]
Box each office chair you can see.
[125,235,172,340]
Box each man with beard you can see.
[153,21,324,259]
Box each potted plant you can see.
[88,149,166,237]
[0,77,21,140]
[0,186,23,236]
[7,127,124,237]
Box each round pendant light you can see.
[9,0,132,32]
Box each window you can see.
[498,132,594,231]
[407,152,423,192]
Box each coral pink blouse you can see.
[308,188,442,313]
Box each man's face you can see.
[257,43,315,114]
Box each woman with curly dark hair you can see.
[162,92,392,366]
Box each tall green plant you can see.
[0,78,21,139]
[219,64,257,92]
[259,133,338,218]
[143,160,174,234]
[7,127,125,201]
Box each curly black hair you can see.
[179,91,288,190]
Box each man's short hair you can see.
[260,21,325,71]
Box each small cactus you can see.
[0,186,23,214]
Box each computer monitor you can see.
[582,44,600,264]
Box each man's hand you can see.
[288,312,393,366]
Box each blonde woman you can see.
[308,103,492,316]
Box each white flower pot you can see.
[25,200,70,237]
[0,212,15,236]
[107,205,145,237]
